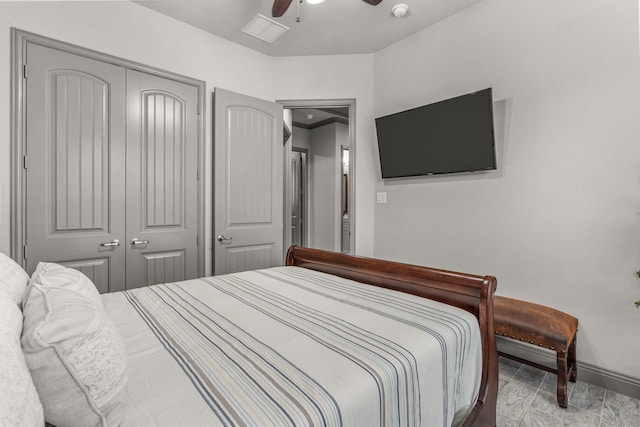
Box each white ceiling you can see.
[133,0,483,57]
[292,107,349,128]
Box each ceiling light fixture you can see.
[293,0,325,24]
[391,3,409,18]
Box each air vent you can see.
[241,14,289,43]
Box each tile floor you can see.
[497,357,640,426]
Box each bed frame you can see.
[286,245,498,427]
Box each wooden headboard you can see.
[285,245,498,427]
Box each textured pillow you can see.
[0,292,44,427]
[21,282,128,427]
[30,262,103,308]
[0,252,30,307]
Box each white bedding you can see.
[101,266,481,427]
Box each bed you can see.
[1,246,498,427]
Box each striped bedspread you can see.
[101,266,481,427]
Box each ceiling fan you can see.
[272,0,384,18]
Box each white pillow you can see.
[21,282,128,427]
[30,262,103,308]
[0,292,44,427]
[0,252,30,307]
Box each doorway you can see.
[280,99,355,255]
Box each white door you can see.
[25,43,127,293]
[213,88,283,275]
[125,70,200,289]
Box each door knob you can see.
[131,238,150,246]
[100,239,120,248]
[217,235,233,242]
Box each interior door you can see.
[25,43,127,293]
[125,70,200,288]
[213,88,283,275]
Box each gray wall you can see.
[373,0,640,378]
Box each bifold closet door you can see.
[125,70,199,289]
[25,43,127,293]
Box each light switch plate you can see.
[376,192,387,204]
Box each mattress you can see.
[101,266,481,427]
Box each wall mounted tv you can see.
[375,88,496,179]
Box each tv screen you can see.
[375,88,496,179]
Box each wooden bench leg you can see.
[556,351,569,408]
[568,336,577,383]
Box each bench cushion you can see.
[494,296,578,352]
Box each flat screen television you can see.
[375,88,496,179]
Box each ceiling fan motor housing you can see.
[272,0,383,17]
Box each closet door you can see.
[25,43,126,293]
[125,70,200,289]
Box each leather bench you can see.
[493,295,578,408]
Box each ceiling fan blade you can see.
[272,0,294,17]
[362,0,384,5]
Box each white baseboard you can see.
[497,336,640,399]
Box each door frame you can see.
[291,147,308,247]
[340,144,349,253]
[278,98,356,255]
[10,28,206,276]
